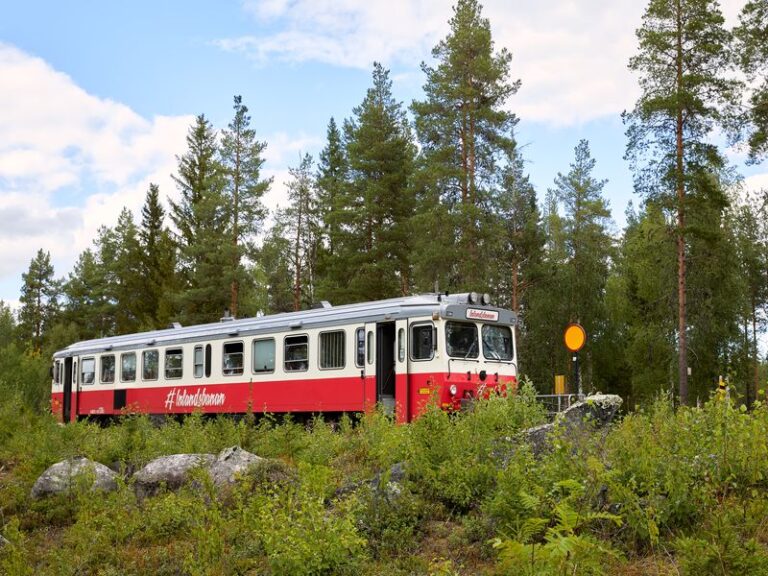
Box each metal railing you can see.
[535,393,584,416]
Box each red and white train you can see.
[51,292,518,423]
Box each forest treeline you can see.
[2,0,768,408]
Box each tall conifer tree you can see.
[19,249,60,352]
[412,0,519,290]
[341,62,416,301]
[220,95,272,317]
[315,117,350,300]
[170,114,231,324]
[139,183,177,328]
[624,0,737,404]
[735,1,768,163]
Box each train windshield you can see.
[445,322,479,358]
[482,324,513,361]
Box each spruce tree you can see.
[18,249,60,352]
[342,62,416,301]
[412,0,519,290]
[220,95,272,317]
[624,0,738,404]
[139,183,177,328]
[170,114,231,324]
[62,248,113,339]
[315,117,349,300]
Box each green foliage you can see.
[18,249,60,352]
[407,382,546,510]
[411,0,520,291]
[492,480,622,576]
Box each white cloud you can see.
[223,0,749,126]
[0,43,192,301]
[0,43,325,302]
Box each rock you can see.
[31,457,118,499]
[370,462,407,497]
[561,394,623,428]
[133,453,215,498]
[521,394,623,457]
[208,446,263,488]
[0,534,9,548]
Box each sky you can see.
[1,0,767,309]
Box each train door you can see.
[62,357,73,422]
[394,319,409,423]
[363,322,377,410]
[376,322,396,415]
[72,358,79,421]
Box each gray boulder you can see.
[31,457,118,499]
[133,453,215,498]
[523,394,623,457]
[208,446,263,488]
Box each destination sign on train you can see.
[466,308,499,321]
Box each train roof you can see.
[53,293,517,358]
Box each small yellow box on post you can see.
[555,375,566,395]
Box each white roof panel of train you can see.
[53,293,515,358]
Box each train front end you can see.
[408,292,518,417]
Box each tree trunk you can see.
[294,199,303,312]
[752,302,759,407]
[675,0,689,405]
[230,133,241,318]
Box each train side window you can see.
[194,346,204,378]
[223,342,244,376]
[53,361,61,385]
[165,348,183,379]
[100,355,115,384]
[355,328,365,367]
[121,353,136,382]
[284,335,308,372]
[143,350,159,381]
[319,331,345,369]
[253,338,275,373]
[205,344,212,378]
[81,357,95,385]
[398,328,405,362]
[366,331,374,365]
[410,324,434,361]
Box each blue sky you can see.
[0,0,765,307]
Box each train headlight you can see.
[481,293,491,305]
[449,384,458,396]
[468,292,479,304]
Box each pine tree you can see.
[169,114,231,324]
[18,249,60,352]
[624,0,738,404]
[732,193,768,405]
[735,1,768,163]
[280,153,319,310]
[220,95,272,317]
[341,62,416,302]
[412,0,519,290]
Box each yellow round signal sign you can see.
[564,323,587,352]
